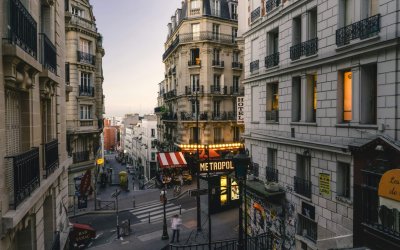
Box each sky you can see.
[91,0,183,117]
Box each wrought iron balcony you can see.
[265,52,280,68]
[5,148,40,209]
[266,0,281,13]
[185,85,204,95]
[163,89,177,100]
[230,86,244,95]
[181,112,208,121]
[39,33,57,73]
[44,139,59,178]
[266,110,279,122]
[232,62,243,69]
[73,151,90,164]
[179,31,238,44]
[80,120,93,127]
[266,166,278,182]
[162,36,179,61]
[298,214,317,242]
[212,111,236,121]
[68,15,97,32]
[336,14,381,47]
[9,0,38,58]
[77,51,95,65]
[161,113,177,121]
[210,85,227,95]
[290,38,318,60]
[251,7,261,23]
[190,8,200,15]
[250,60,259,73]
[294,176,312,198]
[79,86,94,97]
[188,60,201,67]
[212,60,224,68]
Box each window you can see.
[295,154,312,198]
[267,29,279,55]
[190,127,200,143]
[213,74,221,89]
[80,39,90,53]
[232,28,238,42]
[360,65,377,124]
[190,74,200,91]
[191,99,199,114]
[233,76,240,93]
[266,83,279,122]
[231,4,238,20]
[233,126,240,142]
[211,0,220,16]
[233,51,239,63]
[190,48,200,65]
[266,148,278,182]
[80,72,91,88]
[192,23,200,40]
[151,140,156,149]
[291,9,318,60]
[337,162,350,199]
[343,0,378,26]
[212,24,220,40]
[80,105,92,120]
[343,71,352,122]
[213,49,220,62]
[190,0,200,15]
[250,38,259,73]
[151,129,155,137]
[72,6,85,18]
[251,86,260,122]
[267,148,277,169]
[213,100,221,116]
[214,127,222,143]
[292,77,301,122]
[292,75,317,123]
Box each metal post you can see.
[132,198,136,208]
[179,205,182,215]
[148,212,151,223]
[161,185,169,240]
[195,88,202,232]
[116,190,119,239]
[244,178,248,250]
[207,145,211,249]
[238,179,244,249]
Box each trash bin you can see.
[119,171,128,190]
[121,220,130,236]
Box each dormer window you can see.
[72,6,85,18]
[231,4,238,20]
[190,0,200,15]
[211,0,221,16]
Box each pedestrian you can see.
[178,174,183,187]
[170,214,182,243]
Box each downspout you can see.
[395,0,399,141]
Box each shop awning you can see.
[157,152,187,168]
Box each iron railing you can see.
[250,60,259,73]
[79,86,94,97]
[163,89,177,100]
[212,60,224,67]
[210,85,228,95]
[39,33,57,73]
[44,139,59,178]
[294,176,312,198]
[251,7,261,23]
[77,51,95,65]
[6,148,40,209]
[232,62,243,69]
[266,110,279,122]
[68,15,97,32]
[212,111,236,120]
[80,120,93,126]
[265,166,278,182]
[266,0,281,13]
[181,112,208,121]
[162,113,178,121]
[290,38,318,60]
[9,0,37,58]
[162,36,180,60]
[298,214,317,242]
[188,60,201,67]
[336,14,381,46]
[230,86,244,95]
[265,52,279,68]
[185,85,204,95]
[73,151,90,163]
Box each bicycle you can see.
[173,185,182,197]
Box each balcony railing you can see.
[68,15,97,32]
[77,51,95,65]
[265,166,278,182]
[181,112,209,121]
[212,111,236,121]
[163,89,177,100]
[294,176,312,198]
[232,62,243,69]
[188,60,201,67]
[298,214,317,242]
[290,38,318,60]
[210,85,227,95]
[39,33,57,73]
[44,139,59,178]
[162,36,180,61]
[250,60,259,73]
[73,151,90,164]
[185,85,204,95]
[265,52,279,68]
[266,0,281,13]
[212,60,224,68]
[79,86,94,97]
[251,7,261,23]
[180,31,238,44]
[9,0,38,58]
[230,86,244,95]
[5,148,40,209]
[80,120,94,127]
[190,8,200,15]
[162,113,178,121]
[336,14,381,47]
[266,110,279,122]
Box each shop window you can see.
[220,176,228,205]
[337,162,350,199]
[231,179,239,200]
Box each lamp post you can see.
[193,84,202,232]
[111,189,121,239]
[161,185,169,240]
[232,148,250,249]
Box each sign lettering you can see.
[199,160,234,173]
[319,173,330,196]
[237,97,244,124]
[378,169,400,202]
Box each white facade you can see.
[242,0,399,249]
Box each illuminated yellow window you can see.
[231,179,239,200]
[313,75,317,111]
[220,176,227,205]
[343,71,352,122]
[272,84,279,110]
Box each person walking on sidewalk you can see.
[170,214,182,243]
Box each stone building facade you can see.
[242,0,399,249]
[156,0,244,150]
[0,0,70,249]
[65,0,105,202]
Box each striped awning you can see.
[157,152,187,168]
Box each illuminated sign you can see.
[378,169,400,202]
[199,160,234,173]
[237,97,244,124]
[96,158,104,165]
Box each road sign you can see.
[189,188,208,197]
[111,189,121,198]
[96,158,104,165]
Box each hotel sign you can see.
[237,97,244,124]
[199,160,234,173]
[378,169,400,202]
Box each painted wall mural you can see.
[245,189,296,250]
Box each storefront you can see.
[156,152,191,187]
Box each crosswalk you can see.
[130,200,185,224]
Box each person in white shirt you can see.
[170,214,182,243]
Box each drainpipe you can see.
[395,0,399,141]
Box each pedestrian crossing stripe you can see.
[130,201,185,223]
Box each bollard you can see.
[179,205,182,215]
[128,219,131,233]
[148,212,150,223]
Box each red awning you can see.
[157,152,187,168]
[199,149,220,159]
[72,223,95,232]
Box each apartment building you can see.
[0,0,70,249]
[65,0,105,200]
[242,0,399,249]
[156,0,244,153]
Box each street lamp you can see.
[232,148,250,249]
[111,189,121,239]
[161,184,169,240]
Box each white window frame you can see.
[80,39,91,53]
[80,105,92,120]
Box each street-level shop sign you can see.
[319,173,330,196]
[199,159,234,173]
[378,169,400,202]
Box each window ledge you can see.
[265,121,279,124]
[293,192,312,202]
[265,65,279,71]
[290,122,317,127]
[251,121,260,124]
[335,35,380,52]
[335,123,378,129]
[290,53,318,64]
[335,196,353,206]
